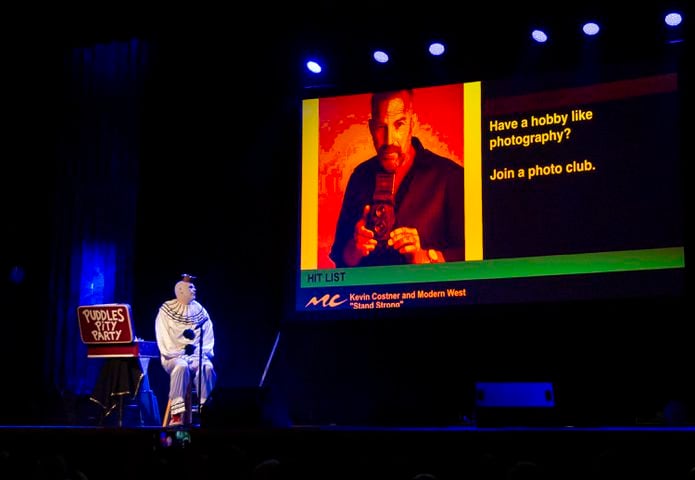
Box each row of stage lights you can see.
[305,11,685,74]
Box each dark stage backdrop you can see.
[4,3,692,426]
[5,27,299,425]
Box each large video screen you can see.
[296,66,685,314]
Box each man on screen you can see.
[330,89,465,267]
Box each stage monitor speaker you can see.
[200,387,269,428]
[475,382,558,427]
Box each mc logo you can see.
[305,294,347,308]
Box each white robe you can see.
[155,299,216,416]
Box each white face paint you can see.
[175,281,196,305]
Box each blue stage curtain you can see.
[44,38,150,406]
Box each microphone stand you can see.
[197,320,205,423]
[259,330,281,388]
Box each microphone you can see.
[195,317,208,330]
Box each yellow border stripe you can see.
[301,98,319,269]
[464,81,483,260]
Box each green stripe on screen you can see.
[300,247,684,287]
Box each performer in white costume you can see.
[155,274,216,426]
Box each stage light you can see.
[664,12,682,27]
[428,42,445,56]
[663,11,684,44]
[298,10,687,87]
[306,60,322,74]
[373,50,389,64]
[582,22,600,36]
[531,29,548,43]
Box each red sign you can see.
[77,304,134,344]
[86,341,159,358]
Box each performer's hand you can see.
[182,328,195,340]
[342,205,377,266]
[184,344,196,355]
[388,226,429,264]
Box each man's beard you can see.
[378,147,403,173]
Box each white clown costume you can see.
[155,274,216,425]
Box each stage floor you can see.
[2,424,695,479]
